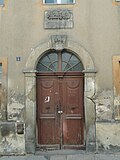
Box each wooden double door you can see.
[36,72,84,150]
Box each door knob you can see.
[58,110,63,114]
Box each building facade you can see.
[0,0,120,155]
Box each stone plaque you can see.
[44,9,73,29]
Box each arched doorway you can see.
[36,49,85,150]
[24,39,96,153]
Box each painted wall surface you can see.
[96,123,120,151]
[0,0,120,154]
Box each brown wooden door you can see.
[36,73,84,150]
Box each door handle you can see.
[56,104,63,114]
[56,104,59,112]
[58,110,63,114]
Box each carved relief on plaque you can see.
[50,35,67,50]
[44,9,73,29]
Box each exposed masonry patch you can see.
[93,90,114,121]
[0,86,7,120]
[0,123,25,154]
[8,103,24,121]
[87,89,114,121]
[9,90,24,105]
[7,90,24,121]
[114,96,120,119]
[0,107,6,120]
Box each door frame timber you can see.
[24,40,96,153]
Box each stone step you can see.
[1,153,120,160]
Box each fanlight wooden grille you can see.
[36,49,84,72]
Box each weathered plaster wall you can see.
[95,90,114,121]
[0,57,7,121]
[95,55,120,151]
[25,73,36,153]
[96,123,120,151]
[0,0,120,154]
[0,85,6,120]
[0,122,25,155]
[7,89,24,121]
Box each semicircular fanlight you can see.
[36,49,84,72]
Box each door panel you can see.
[64,78,83,115]
[39,118,57,144]
[63,119,83,145]
[36,76,60,149]
[36,73,84,150]
[62,76,84,149]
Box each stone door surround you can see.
[24,37,96,153]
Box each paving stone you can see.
[50,155,67,160]
[84,154,95,160]
[0,155,47,160]
[0,153,120,160]
[0,156,25,160]
[95,154,115,160]
[25,155,47,160]
[114,154,120,160]
[67,154,84,160]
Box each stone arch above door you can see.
[36,49,84,72]
[24,38,97,153]
[25,39,95,72]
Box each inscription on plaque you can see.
[44,9,73,29]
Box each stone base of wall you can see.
[1,121,120,155]
[0,122,25,155]
[96,122,120,152]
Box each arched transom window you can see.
[36,49,84,72]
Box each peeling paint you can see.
[7,102,24,121]
[0,0,120,154]
[0,123,25,154]
[0,86,7,120]
[9,90,24,105]
[114,96,120,120]
[7,90,25,121]
[44,96,50,103]
[95,90,114,121]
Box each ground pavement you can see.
[0,151,120,160]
